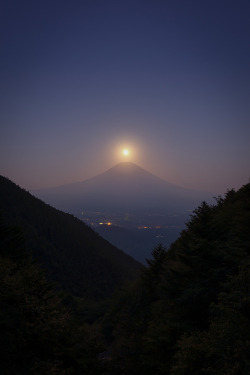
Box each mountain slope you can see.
[103,183,250,374]
[34,162,212,213]
[0,175,141,299]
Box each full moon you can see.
[122,149,130,156]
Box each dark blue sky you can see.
[1,0,249,193]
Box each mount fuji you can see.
[34,162,212,215]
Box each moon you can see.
[122,149,130,156]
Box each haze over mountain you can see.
[34,162,212,215]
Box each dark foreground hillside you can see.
[0,217,105,374]
[1,178,250,375]
[0,175,141,299]
[102,183,250,374]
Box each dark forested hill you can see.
[103,183,250,374]
[0,176,141,299]
[1,176,250,374]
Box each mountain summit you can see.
[34,162,212,214]
[100,162,160,178]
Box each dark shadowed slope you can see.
[103,183,250,374]
[0,175,141,299]
[34,162,213,213]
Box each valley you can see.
[77,208,188,263]
[34,162,212,262]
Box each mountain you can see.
[34,162,212,214]
[102,183,250,374]
[0,175,141,300]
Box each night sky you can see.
[1,0,249,194]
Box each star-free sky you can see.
[1,0,249,194]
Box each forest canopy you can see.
[102,184,250,374]
[1,177,250,374]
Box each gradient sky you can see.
[1,0,249,194]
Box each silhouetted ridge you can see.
[103,183,250,374]
[0,175,141,299]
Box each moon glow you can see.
[122,149,130,156]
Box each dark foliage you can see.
[2,174,250,374]
[103,183,250,374]
[0,218,103,374]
